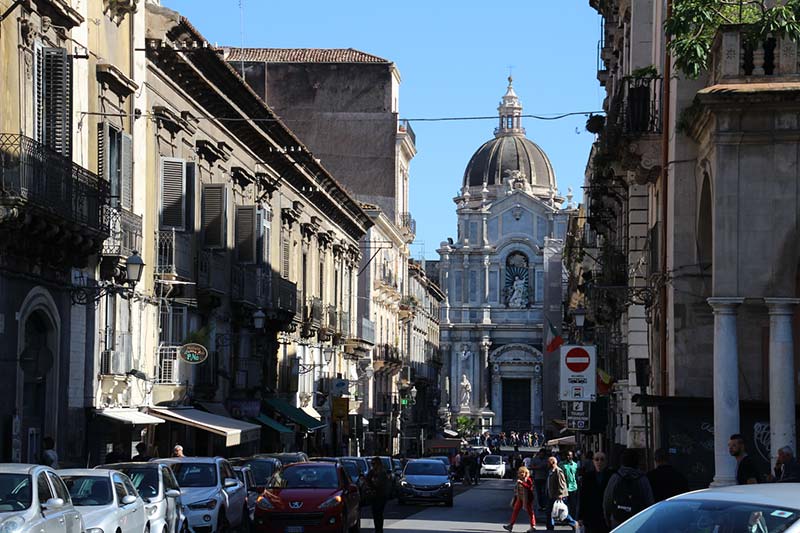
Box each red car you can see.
[253,462,361,533]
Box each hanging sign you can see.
[560,345,596,401]
[179,343,209,364]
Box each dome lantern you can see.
[495,76,525,137]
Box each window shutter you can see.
[42,47,72,156]
[35,48,43,143]
[256,208,271,265]
[120,132,133,209]
[185,162,196,233]
[235,205,257,263]
[97,121,110,182]
[201,184,226,248]
[159,157,186,230]
[282,236,290,278]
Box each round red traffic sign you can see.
[565,347,591,373]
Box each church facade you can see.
[436,79,571,435]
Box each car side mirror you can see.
[224,478,239,488]
[165,489,181,499]
[122,495,138,505]
[43,498,65,510]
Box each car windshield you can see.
[62,476,113,506]
[242,461,276,485]
[341,461,360,479]
[268,466,339,489]
[405,462,447,476]
[169,463,217,488]
[0,474,32,512]
[615,499,800,533]
[484,455,502,465]
[117,469,159,500]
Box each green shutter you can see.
[42,47,72,156]
[201,183,226,248]
[121,132,133,209]
[235,205,257,263]
[159,157,186,230]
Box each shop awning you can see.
[98,409,165,425]
[264,398,325,431]
[302,405,323,420]
[545,435,576,446]
[443,429,459,438]
[197,402,231,418]
[253,413,293,434]
[149,407,260,447]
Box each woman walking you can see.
[503,466,536,532]
[366,457,390,533]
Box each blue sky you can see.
[163,1,603,259]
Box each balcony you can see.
[359,318,375,345]
[374,343,402,373]
[621,77,663,135]
[711,26,800,85]
[399,212,416,238]
[398,119,416,147]
[0,133,110,264]
[156,229,193,279]
[232,264,269,308]
[339,310,350,338]
[197,249,228,294]
[104,207,142,258]
[301,296,323,338]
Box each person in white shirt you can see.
[42,437,59,469]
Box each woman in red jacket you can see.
[503,466,536,532]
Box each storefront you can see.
[263,398,325,452]
[90,408,166,465]
[149,407,261,458]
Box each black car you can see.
[229,456,282,491]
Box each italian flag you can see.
[545,317,564,353]
[597,368,614,395]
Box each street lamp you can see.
[70,250,146,304]
[323,348,334,365]
[124,251,145,284]
[252,308,266,330]
[572,306,586,328]
[410,385,418,404]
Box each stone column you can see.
[482,214,488,247]
[448,343,458,411]
[765,298,800,466]
[707,297,745,487]
[480,337,492,408]
[492,373,502,432]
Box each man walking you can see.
[41,437,59,469]
[646,448,688,502]
[562,451,579,518]
[771,446,800,482]
[602,448,654,529]
[546,456,577,531]
[131,442,152,462]
[531,449,548,511]
[728,434,761,485]
[578,451,611,533]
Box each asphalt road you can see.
[361,478,576,532]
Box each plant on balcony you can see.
[665,0,800,78]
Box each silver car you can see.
[0,463,83,533]
[612,483,800,532]
[60,469,146,533]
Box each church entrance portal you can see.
[502,379,531,432]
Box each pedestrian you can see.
[546,456,577,531]
[172,444,185,458]
[533,432,541,448]
[770,446,800,482]
[131,442,152,462]
[602,448,654,529]
[646,448,688,502]
[728,433,761,485]
[503,466,536,532]
[562,450,579,518]
[366,456,390,533]
[531,448,549,511]
[104,443,126,464]
[41,437,59,469]
[522,454,532,470]
[578,451,611,533]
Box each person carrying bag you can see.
[503,466,536,532]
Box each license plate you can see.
[285,527,303,533]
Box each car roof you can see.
[407,459,443,464]
[59,468,113,476]
[153,457,224,464]
[100,462,161,470]
[287,462,337,468]
[0,464,47,475]
[671,484,800,509]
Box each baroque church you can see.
[436,78,571,435]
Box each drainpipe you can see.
[659,0,672,398]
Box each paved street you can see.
[361,478,574,532]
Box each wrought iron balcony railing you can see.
[0,133,109,233]
[232,264,268,307]
[156,229,193,279]
[197,249,228,293]
[359,318,375,344]
[104,207,142,257]
[400,212,416,236]
[398,119,416,147]
[621,77,663,135]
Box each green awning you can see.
[264,398,325,431]
[253,413,293,434]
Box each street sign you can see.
[560,345,596,401]
[331,379,349,397]
[566,401,591,432]
[332,397,349,422]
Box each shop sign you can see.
[179,343,208,364]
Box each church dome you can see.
[462,78,557,191]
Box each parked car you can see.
[100,462,186,533]
[339,457,369,478]
[0,464,83,533]
[229,457,281,492]
[429,456,451,471]
[257,453,308,466]
[253,462,360,533]
[366,457,396,498]
[397,459,453,507]
[60,468,146,533]
[339,460,367,504]
[233,466,259,527]
[153,457,247,533]
[479,455,506,478]
[612,484,800,532]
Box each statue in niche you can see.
[459,374,472,407]
[460,345,472,361]
[507,276,528,308]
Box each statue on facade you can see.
[459,374,472,407]
[507,276,528,308]
[460,345,472,361]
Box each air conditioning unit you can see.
[100,350,116,375]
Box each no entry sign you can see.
[560,345,597,402]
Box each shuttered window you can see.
[38,47,72,156]
[98,122,132,209]
[282,236,290,278]
[257,208,271,265]
[235,205,257,263]
[120,133,133,209]
[159,157,186,230]
[201,184,226,248]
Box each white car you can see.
[232,466,258,526]
[153,458,246,533]
[100,462,187,533]
[0,464,83,533]
[480,455,506,478]
[612,483,800,532]
[60,469,146,533]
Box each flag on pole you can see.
[545,317,564,353]
[597,368,614,395]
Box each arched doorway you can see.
[489,343,543,434]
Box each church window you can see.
[535,270,544,302]
[506,116,513,128]
[469,270,478,302]
[453,271,463,303]
[469,221,479,243]
[488,269,498,302]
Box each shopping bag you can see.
[551,499,568,522]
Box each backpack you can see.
[611,472,645,523]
